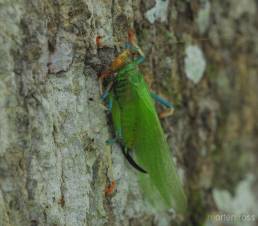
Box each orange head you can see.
[110,49,131,71]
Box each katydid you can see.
[98,31,187,213]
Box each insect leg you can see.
[99,82,114,111]
[127,29,145,65]
[159,109,174,118]
[124,42,132,49]
[124,41,145,64]
[101,89,109,101]
[99,72,114,94]
[101,81,113,100]
[135,56,145,65]
[150,92,174,108]
[121,147,147,174]
[107,97,113,111]
[150,92,175,118]
[106,138,117,144]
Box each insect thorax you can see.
[113,63,140,102]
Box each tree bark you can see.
[0,0,257,226]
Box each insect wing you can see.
[130,76,187,212]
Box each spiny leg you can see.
[150,92,174,108]
[150,92,175,118]
[128,29,144,57]
[107,96,113,111]
[101,81,113,100]
[135,56,145,65]
[99,81,114,111]
[124,42,145,65]
[159,109,174,119]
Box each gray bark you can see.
[0,0,257,226]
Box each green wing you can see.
[129,74,187,213]
[110,63,186,212]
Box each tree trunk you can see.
[0,0,257,226]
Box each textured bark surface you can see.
[0,0,257,226]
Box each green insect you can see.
[98,30,187,213]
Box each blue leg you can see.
[100,82,113,111]
[107,97,113,111]
[101,90,109,101]
[106,138,116,145]
[134,56,145,65]
[150,92,174,109]
[100,81,113,101]
[124,42,145,65]
[124,42,132,49]
[124,42,139,52]
[100,91,113,111]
